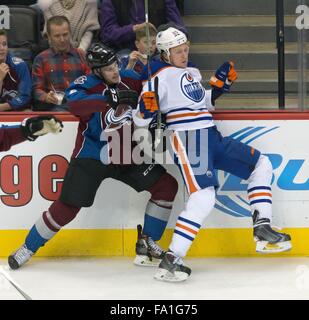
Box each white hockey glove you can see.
[21,116,63,141]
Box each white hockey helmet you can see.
[156,27,188,61]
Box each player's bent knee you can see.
[256,154,273,176]
[148,172,178,201]
[161,173,178,199]
[186,187,216,221]
[49,200,80,227]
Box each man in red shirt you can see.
[32,16,91,111]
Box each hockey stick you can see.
[144,0,152,92]
[0,266,32,300]
[145,1,162,147]
[154,76,161,129]
[154,76,163,149]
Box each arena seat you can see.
[6,5,44,66]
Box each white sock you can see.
[169,187,216,258]
[247,155,273,221]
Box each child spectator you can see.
[120,23,157,75]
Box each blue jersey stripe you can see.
[1,125,20,129]
[166,107,208,115]
[167,116,213,126]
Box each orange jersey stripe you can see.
[166,111,211,120]
[172,134,198,194]
[176,223,198,235]
[141,66,173,85]
[248,192,272,199]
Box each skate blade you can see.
[255,240,292,253]
[154,268,189,282]
[134,255,161,267]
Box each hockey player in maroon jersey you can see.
[8,43,178,270]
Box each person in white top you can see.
[37,0,100,53]
[133,27,292,282]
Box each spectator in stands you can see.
[0,30,32,112]
[175,0,184,16]
[37,0,100,53]
[120,24,158,75]
[32,16,91,111]
[100,0,186,51]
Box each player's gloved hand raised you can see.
[105,88,139,110]
[209,61,238,92]
[21,115,63,141]
[139,91,159,119]
[148,113,166,151]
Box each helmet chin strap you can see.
[93,68,104,80]
[93,68,119,88]
[162,51,171,64]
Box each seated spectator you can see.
[175,0,184,16]
[32,16,91,111]
[100,0,186,51]
[0,30,32,112]
[37,0,100,53]
[120,23,157,75]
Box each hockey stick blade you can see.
[0,266,32,300]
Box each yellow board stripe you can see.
[0,228,307,257]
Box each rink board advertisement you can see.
[0,114,309,257]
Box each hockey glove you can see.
[139,91,159,119]
[148,113,166,151]
[105,88,139,110]
[209,61,238,92]
[21,116,63,141]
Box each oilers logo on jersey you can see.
[104,104,133,132]
[181,72,205,103]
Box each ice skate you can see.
[8,244,34,270]
[154,251,191,282]
[253,210,292,253]
[134,225,165,267]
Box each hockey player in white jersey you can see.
[133,27,292,282]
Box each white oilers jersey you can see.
[133,61,215,131]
